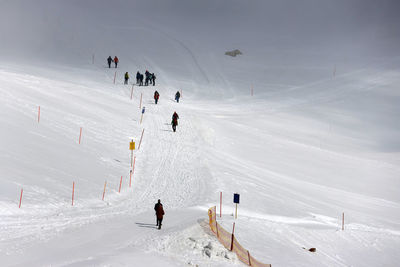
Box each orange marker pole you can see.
[113,71,117,84]
[72,182,75,206]
[342,212,344,231]
[19,189,23,208]
[138,129,145,150]
[220,192,222,217]
[130,84,134,100]
[131,156,136,187]
[118,176,123,193]
[102,181,107,201]
[79,127,82,144]
[139,93,143,109]
[38,106,40,123]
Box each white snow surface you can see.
[1,0,400,266]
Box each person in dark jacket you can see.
[151,73,156,86]
[107,56,112,68]
[154,90,160,104]
[124,72,129,84]
[139,74,144,86]
[136,71,141,84]
[154,199,165,229]
[171,111,179,132]
[175,91,181,103]
[114,56,119,68]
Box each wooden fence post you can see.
[230,222,235,251]
[113,71,117,84]
[247,250,251,266]
[131,84,134,100]
[79,127,83,144]
[131,156,136,187]
[102,181,107,201]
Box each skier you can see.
[171,111,179,132]
[113,56,119,68]
[154,90,160,104]
[139,74,144,86]
[107,56,112,68]
[151,73,156,86]
[124,72,129,85]
[136,71,141,84]
[154,199,165,230]
[175,91,181,103]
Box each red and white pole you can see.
[72,182,75,206]
[118,176,123,193]
[19,188,23,208]
[131,156,136,187]
[79,127,82,144]
[138,129,145,150]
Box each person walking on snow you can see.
[113,56,119,68]
[154,90,160,104]
[107,56,112,68]
[136,71,141,84]
[154,199,165,229]
[124,72,129,84]
[171,111,179,132]
[175,91,181,103]
[151,73,156,86]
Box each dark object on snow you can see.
[225,49,242,57]
[303,247,316,253]
[107,56,112,68]
[124,72,129,84]
[154,199,165,230]
[151,73,156,86]
[171,112,179,132]
[175,91,181,103]
[136,71,141,84]
[154,91,160,104]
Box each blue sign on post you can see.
[233,193,240,204]
[142,107,146,114]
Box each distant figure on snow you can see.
[124,72,129,84]
[151,73,156,86]
[113,56,119,68]
[171,111,179,132]
[107,56,112,68]
[139,74,144,86]
[136,71,141,84]
[175,91,181,103]
[154,90,160,104]
[154,199,165,230]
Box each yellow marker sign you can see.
[130,141,135,150]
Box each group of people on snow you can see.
[136,70,156,86]
[107,56,119,68]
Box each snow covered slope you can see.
[0,0,400,266]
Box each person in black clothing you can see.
[136,71,141,84]
[171,111,179,132]
[145,76,149,86]
[151,73,156,86]
[154,199,165,229]
[139,74,144,86]
[107,56,112,68]
[175,91,181,103]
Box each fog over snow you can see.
[0,0,400,266]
